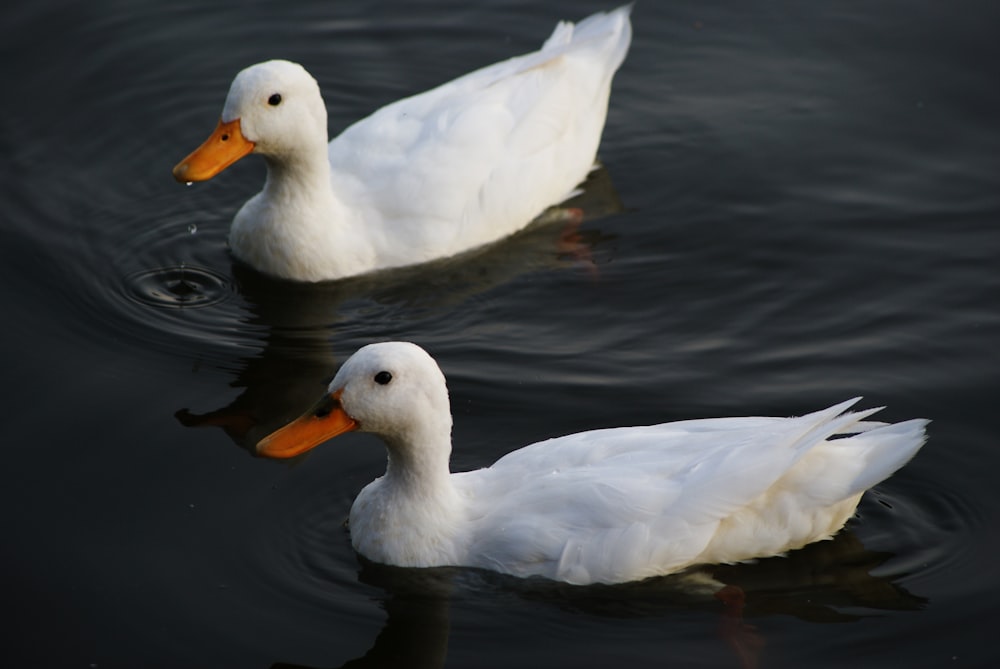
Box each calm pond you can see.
[3,1,998,667]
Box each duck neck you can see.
[232,145,370,281]
[381,430,457,503]
[260,147,335,209]
[351,426,462,567]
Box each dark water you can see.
[3,1,999,667]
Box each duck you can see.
[256,341,928,586]
[172,6,632,282]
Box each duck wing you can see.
[458,399,924,584]
[326,7,632,265]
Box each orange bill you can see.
[172,118,255,182]
[256,390,358,459]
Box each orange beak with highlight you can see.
[256,389,358,459]
[172,118,255,183]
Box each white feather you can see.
[181,6,632,282]
[285,342,928,585]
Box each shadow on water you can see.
[270,529,925,669]
[171,165,623,452]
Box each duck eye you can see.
[374,371,392,385]
[268,93,282,106]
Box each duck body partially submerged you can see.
[258,342,928,586]
[173,7,633,282]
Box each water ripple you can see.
[123,264,232,310]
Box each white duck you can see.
[257,342,928,586]
[172,6,632,282]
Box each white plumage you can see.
[257,342,928,586]
[173,6,632,282]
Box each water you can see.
[2,0,999,667]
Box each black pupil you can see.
[268,93,282,106]
[374,371,392,385]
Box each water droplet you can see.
[187,223,198,235]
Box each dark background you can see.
[2,1,998,667]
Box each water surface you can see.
[2,1,999,667]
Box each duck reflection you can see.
[175,165,622,451]
[269,529,924,669]
[291,562,457,669]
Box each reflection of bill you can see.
[175,165,623,451]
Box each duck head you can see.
[256,342,453,459]
[173,60,328,182]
